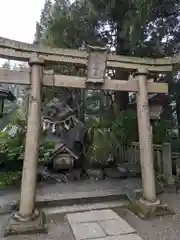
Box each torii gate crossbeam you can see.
[0,69,168,93]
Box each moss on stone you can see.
[126,200,174,219]
[3,211,47,236]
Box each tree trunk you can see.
[79,89,85,122]
[176,96,180,137]
[113,23,130,112]
[114,69,129,112]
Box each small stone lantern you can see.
[0,88,16,118]
[148,94,167,122]
[149,104,163,120]
[128,93,166,140]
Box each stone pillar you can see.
[162,143,174,186]
[136,68,156,202]
[19,57,44,217]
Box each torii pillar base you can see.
[3,210,47,236]
[127,198,173,219]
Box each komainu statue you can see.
[42,96,88,172]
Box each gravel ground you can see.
[0,179,141,207]
[114,191,180,240]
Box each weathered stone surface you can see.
[66,209,119,224]
[73,170,81,180]
[0,179,141,207]
[44,200,128,216]
[0,203,18,215]
[64,170,82,181]
[127,189,143,202]
[86,169,104,180]
[118,163,141,177]
[99,219,136,235]
[104,168,127,179]
[66,209,143,240]
[127,181,164,203]
[155,179,164,195]
[65,172,76,181]
[70,222,106,239]
[127,198,173,219]
[92,234,144,240]
[3,211,47,236]
[0,211,74,240]
[164,184,177,193]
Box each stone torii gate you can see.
[0,36,177,235]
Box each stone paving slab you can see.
[66,209,143,240]
[44,200,129,216]
[99,219,136,235]
[92,234,144,240]
[66,209,119,224]
[70,223,106,239]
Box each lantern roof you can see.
[0,88,16,101]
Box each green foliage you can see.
[39,140,55,158]
[0,116,56,170]
[86,128,113,168]
[86,109,176,166]
[86,110,137,167]
[153,119,174,144]
[171,138,180,152]
[111,110,137,145]
[0,128,25,164]
[39,0,52,35]
[85,115,112,129]
[0,172,21,188]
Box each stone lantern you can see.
[148,93,168,123]
[128,93,166,141]
[129,93,166,121]
[0,88,16,118]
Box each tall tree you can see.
[38,0,180,120]
[39,0,52,38]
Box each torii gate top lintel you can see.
[0,36,177,71]
[0,36,175,94]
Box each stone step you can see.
[37,193,129,209]
[0,193,129,215]
[44,200,129,217]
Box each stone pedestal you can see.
[127,197,173,219]
[3,210,47,236]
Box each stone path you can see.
[66,209,143,240]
